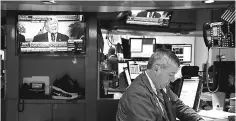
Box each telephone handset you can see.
[203,22,235,48]
[203,23,211,49]
[203,22,225,48]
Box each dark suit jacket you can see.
[107,55,118,73]
[17,34,26,42]
[33,32,69,42]
[136,11,161,18]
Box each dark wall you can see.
[97,100,119,121]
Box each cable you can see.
[206,48,219,93]
[106,30,115,47]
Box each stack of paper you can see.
[198,110,236,119]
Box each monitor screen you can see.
[179,78,200,109]
[130,38,156,58]
[172,44,192,63]
[126,10,172,26]
[17,15,86,54]
[130,38,142,52]
[128,61,148,79]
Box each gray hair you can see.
[147,49,180,69]
[44,18,58,27]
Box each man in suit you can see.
[136,10,161,18]
[33,18,69,42]
[116,49,204,121]
[17,23,26,42]
[107,47,118,73]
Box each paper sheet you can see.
[198,110,236,119]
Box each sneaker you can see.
[52,86,78,100]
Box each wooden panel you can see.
[5,10,19,121]
[97,100,119,121]
[19,104,52,121]
[53,104,85,121]
[5,11,19,99]
[5,99,18,121]
[85,14,98,121]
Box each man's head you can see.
[45,18,58,34]
[146,49,180,89]
[108,47,116,56]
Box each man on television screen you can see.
[32,18,69,42]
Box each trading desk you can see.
[197,110,236,121]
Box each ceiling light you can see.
[203,0,215,4]
[42,0,56,4]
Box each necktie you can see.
[51,33,55,42]
[160,89,176,121]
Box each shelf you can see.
[97,98,120,101]
[211,47,235,49]
[20,99,86,104]
[17,53,87,57]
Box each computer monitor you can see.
[172,44,192,63]
[179,78,202,111]
[128,61,148,79]
[130,38,156,59]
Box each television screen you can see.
[130,38,156,58]
[172,44,192,63]
[17,15,86,54]
[126,10,172,26]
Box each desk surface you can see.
[198,110,236,121]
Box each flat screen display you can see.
[179,78,200,109]
[126,10,172,26]
[128,61,148,79]
[172,44,192,63]
[17,15,86,54]
[130,38,156,58]
[130,38,142,52]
